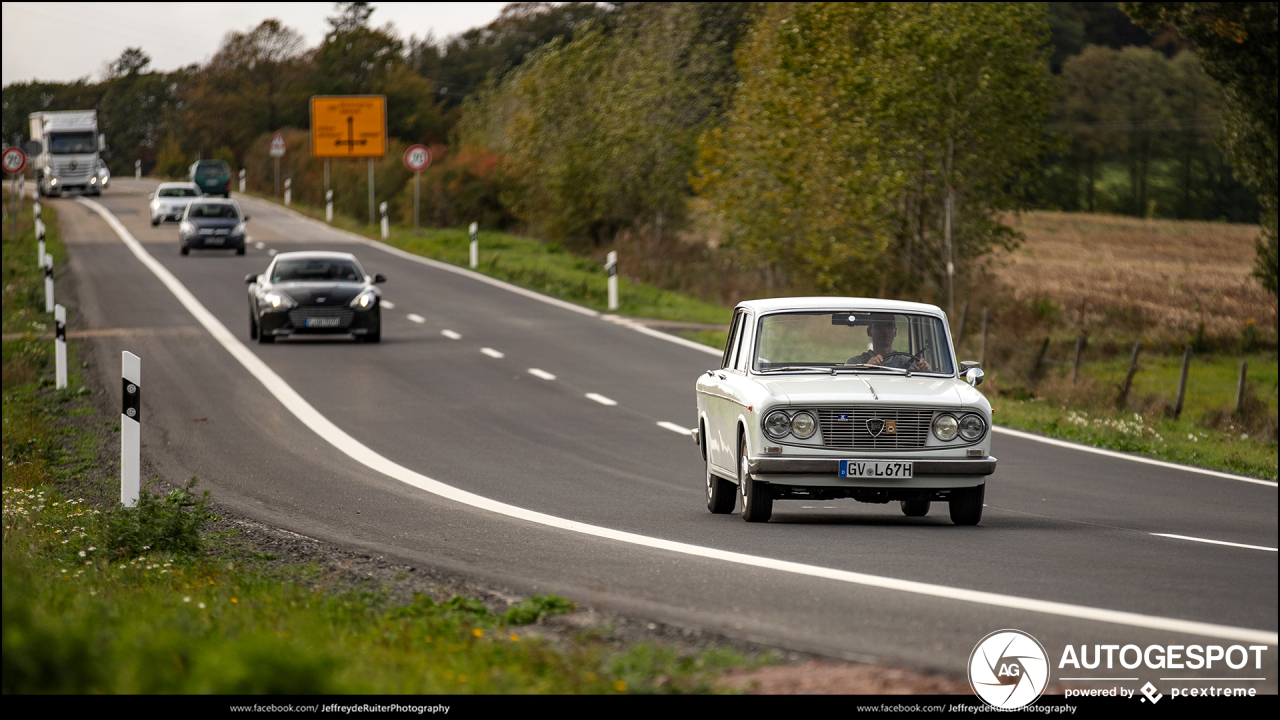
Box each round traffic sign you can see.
[404,144,431,172]
[2,146,27,175]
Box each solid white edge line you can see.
[480,347,505,359]
[406,314,425,324]
[657,421,694,436]
[528,368,556,380]
[82,195,1280,648]
[585,393,618,406]
[992,426,1277,487]
[1151,533,1278,552]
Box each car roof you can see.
[736,296,946,318]
[188,197,238,204]
[271,251,359,261]
[156,182,199,188]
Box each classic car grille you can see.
[288,307,354,328]
[816,407,934,450]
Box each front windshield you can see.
[158,187,199,197]
[50,132,95,154]
[271,258,364,283]
[188,203,239,219]
[755,311,954,374]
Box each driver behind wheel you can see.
[847,319,932,370]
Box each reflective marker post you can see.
[606,251,618,312]
[284,178,291,206]
[121,352,140,508]
[239,168,246,193]
[54,304,67,389]
[35,200,45,269]
[43,253,54,313]
[380,201,389,239]
[135,159,141,180]
[326,190,333,223]
[469,222,478,269]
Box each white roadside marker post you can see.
[469,222,478,268]
[35,201,45,269]
[380,201,389,239]
[606,250,618,312]
[326,190,334,223]
[121,352,140,508]
[239,168,246,193]
[43,253,54,313]
[284,178,291,206]
[135,159,141,180]
[54,304,67,389]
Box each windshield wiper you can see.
[841,363,912,376]
[761,366,834,374]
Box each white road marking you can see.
[480,347,504,359]
[406,314,425,324]
[441,329,461,340]
[255,241,265,249]
[380,300,395,309]
[79,195,1280,648]
[992,426,1277,487]
[528,368,556,380]
[657,421,693,436]
[267,248,277,256]
[585,393,617,406]
[1151,533,1277,552]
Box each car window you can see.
[754,311,954,374]
[188,204,239,219]
[158,187,199,197]
[721,311,744,370]
[271,258,365,283]
[732,314,753,372]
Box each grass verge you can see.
[2,196,760,693]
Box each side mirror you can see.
[243,215,250,221]
[245,273,258,285]
[960,360,980,372]
[98,133,106,151]
[373,273,387,284]
[965,367,985,387]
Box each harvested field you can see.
[994,212,1273,341]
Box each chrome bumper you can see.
[748,456,997,476]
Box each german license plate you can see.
[840,460,913,478]
[304,317,340,328]
[204,235,223,245]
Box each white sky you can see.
[2,2,510,86]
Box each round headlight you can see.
[958,413,986,442]
[932,414,959,441]
[764,410,791,439]
[790,411,817,439]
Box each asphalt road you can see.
[48,179,1278,689]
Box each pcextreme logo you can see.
[970,629,1051,709]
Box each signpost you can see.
[310,96,387,225]
[269,131,286,197]
[3,146,26,237]
[403,144,431,235]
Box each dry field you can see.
[993,212,1273,341]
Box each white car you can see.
[149,182,202,225]
[695,297,994,525]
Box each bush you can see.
[100,476,215,558]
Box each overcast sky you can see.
[2,2,510,86]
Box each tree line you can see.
[3,1,1273,299]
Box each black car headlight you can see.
[958,413,987,442]
[764,410,791,439]
[932,413,959,441]
[349,290,377,310]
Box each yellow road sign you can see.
[310,96,386,158]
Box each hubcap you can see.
[739,452,749,510]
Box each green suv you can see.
[188,159,232,197]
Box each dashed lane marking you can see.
[585,393,617,406]
[481,347,504,359]
[1151,533,1277,552]
[528,368,556,380]
[657,421,693,436]
[406,314,425,324]
[441,329,461,339]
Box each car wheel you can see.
[948,485,984,526]
[705,426,735,514]
[151,218,159,226]
[249,310,258,340]
[258,328,275,344]
[901,499,930,517]
[738,436,772,523]
[235,245,245,256]
[180,244,189,256]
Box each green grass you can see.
[243,191,732,326]
[1086,351,1277,415]
[2,197,760,694]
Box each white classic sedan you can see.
[695,297,994,525]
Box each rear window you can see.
[193,161,230,177]
[271,258,365,283]
[158,187,199,197]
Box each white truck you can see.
[29,110,106,197]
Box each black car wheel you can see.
[180,244,189,256]
[249,310,258,340]
[949,485,984,526]
[738,436,772,522]
[151,218,159,226]
[235,245,245,256]
[257,328,275,344]
[901,499,931,517]
[706,426,735,514]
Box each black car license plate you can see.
[304,317,341,328]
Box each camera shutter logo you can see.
[968,629,1049,709]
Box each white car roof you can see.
[736,296,947,318]
[156,182,199,189]
[272,251,359,261]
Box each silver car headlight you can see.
[349,290,377,309]
[261,290,295,310]
[789,411,817,439]
[232,222,246,236]
[958,413,987,442]
[932,413,959,441]
[180,221,194,233]
[764,410,791,439]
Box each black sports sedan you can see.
[180,198,249,255]
[246,251,386,343]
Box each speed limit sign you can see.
[403,145,431,172]
[2,147,27,175]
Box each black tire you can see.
[151,218,159,226]
[364,328,381,344]
[180,244,189,256]
[257,324,275,344]
[949,485,984,526]
[705,426,735,514]
[901,499,931,517]
[738,436,772,522]
[235,245,245,255]
[249,310,258,340]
